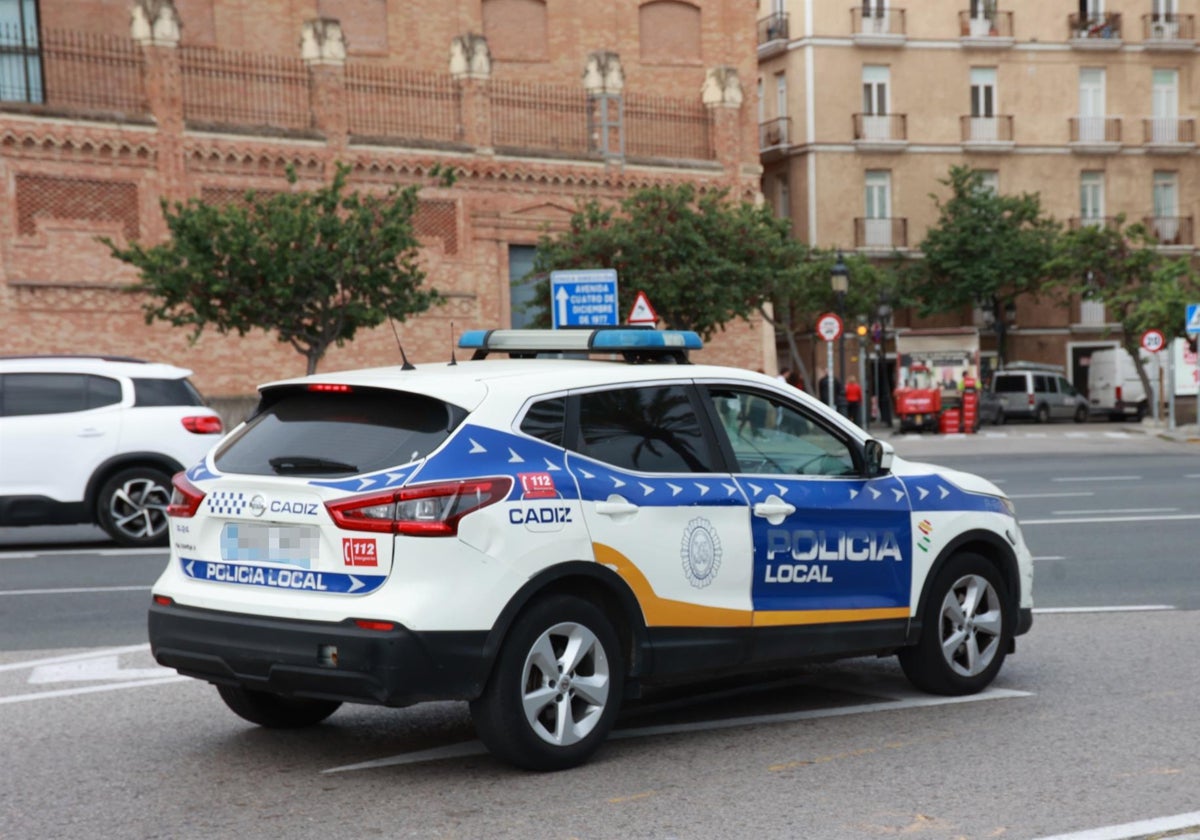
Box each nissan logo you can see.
[249,495,266,518]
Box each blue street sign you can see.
[1187,303,1200,335]
[550,269,619,328]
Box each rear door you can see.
[564,383,754,629]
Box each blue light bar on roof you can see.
[457,328,702,356]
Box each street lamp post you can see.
[830,252,849,407]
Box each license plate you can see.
[220,523,319,568]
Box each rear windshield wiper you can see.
[268,456,358,475]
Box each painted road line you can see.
[1008,492,1094,499]
[1050,507,1178,515]
[1101,432,1130,438]
[0,676,189,705]
[1034,605,1175,614]
[1022,513,1200,525]
[0,548,166,560]
[0,643,153,673]
[0,585,150,597]
[1032,556,1066,562]
[1034,810,1200,840]
[1051,476,1141,482]
[322,686,1032,773]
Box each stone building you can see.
[0,0,767,401]
[756,0,1200,397]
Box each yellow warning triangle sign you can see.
[627,291,658,325]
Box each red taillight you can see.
[308,383,352,393]
[167,472,206,518]
[326,477,513,537]
[182,415,224,434]
[1115,386,1123,402]
[354,619,396,632]
[1028,393,1035,405]
[153,595,174,607]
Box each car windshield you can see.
[214,386,466,476]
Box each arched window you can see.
[638,0,701,63]
[483,0,548,61]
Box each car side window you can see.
[520,397,566,447]
[1058,377,1078,397]
[573,385,717,474]
[703,385,857,477]
[1,373,87,416]
[87,375,123,409]
[1034,374,1050,392]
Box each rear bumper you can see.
[148,601,491,707]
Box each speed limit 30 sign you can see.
[817,313,843,343]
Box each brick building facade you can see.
[0,0,768,401]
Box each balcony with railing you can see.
[960,114,1014,151]
[855,217,908,250]
[1142,117,1197,153]
[757,12,789,49]
[1068,216,1121,231]
[1143,14,1196,50]
[851,7,907,47]
[958,10,1015,48]
[1069,12,1122,48]
[1068,116,1121,153]
[759,116,790,152]
[1143,216,1194,247]
[852,113,908,151]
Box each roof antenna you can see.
[448,321,458,366]
[389,317,416,371]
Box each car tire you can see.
[994,408,1005,426]
[1034,403,1050,424]
[1073,404,1088,424]
[216,685,341,728]
[470,595,624,771]
[96,466,173,547]
[898,552,1012,696]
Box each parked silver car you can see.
[990,364,1089,424]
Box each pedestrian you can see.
[845,375,862,423]
[816,368,846,415]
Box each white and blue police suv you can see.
[149,329,1033,771]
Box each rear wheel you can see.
[1034,403,1050,424]
[994,408,1006,426]
[96,467,172,547]
[471,595,623,771]
[216,685,341,728]
[899,552,1012,696]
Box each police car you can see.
[149,329,1033,771]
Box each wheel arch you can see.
[84,452,186,513]
[479,561,650,695]
[908,528,1020,644]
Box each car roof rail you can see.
[458,327,702,364]
[999,361,1064,373]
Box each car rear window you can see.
[213,387,466,477]
[133,377,206,407]
[993,375,1026,393]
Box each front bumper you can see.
[148,601,491,707]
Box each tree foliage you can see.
[104,162,446,374]
[1048,217,1199,401]
[915,165,1060,364]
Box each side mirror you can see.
[863,438,895,478]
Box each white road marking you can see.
[1034,605,1175,614]
[1032,556,1066,562]
[1051,476,1141,482]
[0,677,188,705]
[0,585,150,597]
[29,655,173,683]
[1022,513,1200,525]
[1008,492,1094,499]
[0,548,167,560]
[0,643,188,704]
[1050,508,1177,516]
[321,686,1032,773]
[1034,810,1200,840]
[0,643,152,673]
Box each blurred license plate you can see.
[220,523,319,568]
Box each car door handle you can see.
[78,427,105,438]
[595,499,639,517]
[753,499,796,523]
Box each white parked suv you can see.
[0,356,223,546]
[149,329,1033,770]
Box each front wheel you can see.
[471,595,624,771]
[96,467,172,547]
[216,685,341,728]
[1034,403,1050,424]
[899,552,1012,696]
[1073,404,1089,423]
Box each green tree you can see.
[527,183,808,338]
[914,165,1061,365]
[104,162,446,375]
[1049,217,1199,407]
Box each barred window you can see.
[0,0,42,103]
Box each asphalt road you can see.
[3,424,1199,839]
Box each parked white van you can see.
[1087,348,1149,421]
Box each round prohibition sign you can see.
[1141,329,1166,354]
[816,313,843,343]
